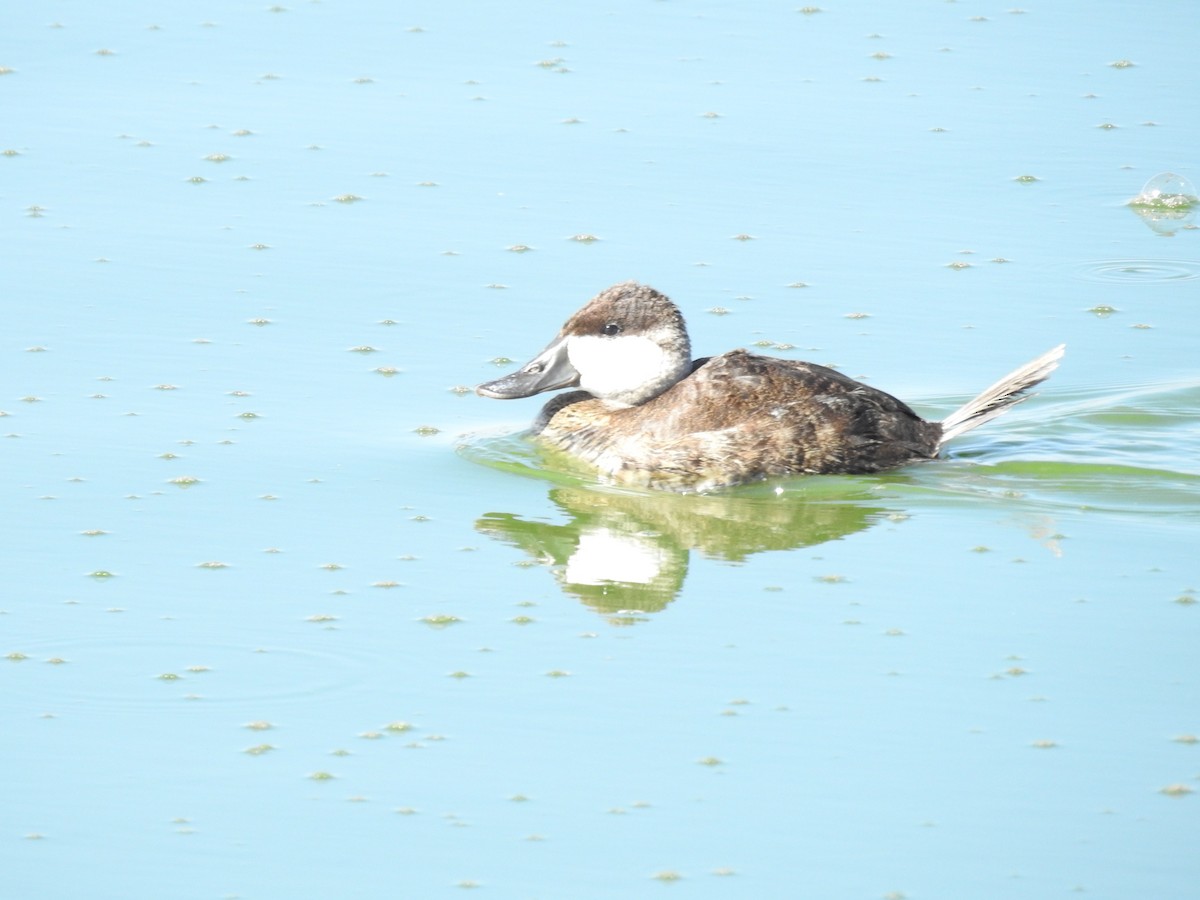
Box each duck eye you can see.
[601,323,621,336]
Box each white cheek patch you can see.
[568,334,674,403]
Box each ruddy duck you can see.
[477,282,1064,491]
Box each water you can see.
[4,2,1198,898]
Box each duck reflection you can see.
[476,482,892,620]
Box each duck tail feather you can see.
[938,344,1065,447]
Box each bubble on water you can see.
[1130,172,1198,209]
[1128,172,1198,235]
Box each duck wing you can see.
[628,350,941,476]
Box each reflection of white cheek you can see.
[565,529,666,586]
[569,335,664,399]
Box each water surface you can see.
[4,3,1198,898]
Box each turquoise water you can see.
[4,3,1198,898]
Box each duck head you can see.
[476,282,693,408]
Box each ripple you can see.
[457,428,589,487]
[1072,258,1200,284]
[914,381,1200,517]
[4,639,370,712]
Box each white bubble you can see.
[1128,172,1198,235]
[1130,171,1198,209]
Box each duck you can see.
[476,281,1064,492]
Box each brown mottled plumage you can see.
[477,282,1064,492]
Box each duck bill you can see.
[476,335,581,399]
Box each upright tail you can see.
[938,344,1065,448]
